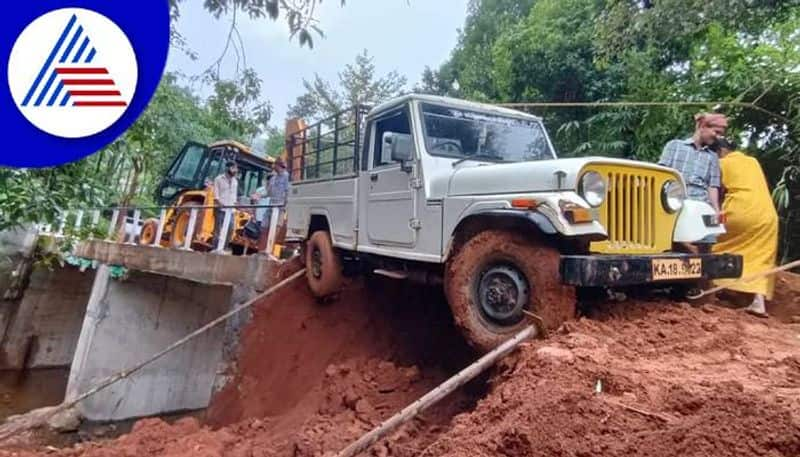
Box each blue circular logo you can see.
[2,1,169,167]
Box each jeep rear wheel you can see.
[305,231,344,298]
[444,229,576,352]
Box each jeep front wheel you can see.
[305,231,344,298]
[444,229,576,352]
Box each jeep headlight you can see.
[579,171,606,207]
[661,180,685,213]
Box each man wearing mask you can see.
[659,112,727,249]
[213,160,239,247]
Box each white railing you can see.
[39,204,285,257]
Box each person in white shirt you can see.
[213,160,238,246]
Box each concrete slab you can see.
[74,240,273,291]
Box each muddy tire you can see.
[444,229,576,352]
[137,218,160,246]
[305,231,344,298]
[169,202,202,249]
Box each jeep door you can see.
[359,106,417,248]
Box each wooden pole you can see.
[336,325,537,457]
[0,268,307,440]
[688,259,800,299]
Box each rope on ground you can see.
[688,259,800,300]
[335,324,539,457]
[0,267,307,440]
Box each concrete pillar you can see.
[66,267,232,421]
[211,284,258,394]
[65,264,111,402]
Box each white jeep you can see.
[284,94,742,351]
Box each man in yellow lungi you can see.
[712,138,779,317]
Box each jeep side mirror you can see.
[383,132,414,172]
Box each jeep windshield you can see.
[420,103,555,163]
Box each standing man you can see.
[659,113,727,248]
[251,159,290,228]
[267,159,290,227]
[267,159,290,207]
[213,160,239,247]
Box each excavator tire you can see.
[137,218,160,246]
[444,229,576,352]
[170,202,202,249]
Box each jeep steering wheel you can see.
[432,140,463,155]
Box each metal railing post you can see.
[153,208,166,247]
[301,134,307,179]
[126,210,141,244]
[333,115,340,175]
[89,210,100,238]
[265,207,280,256]
[215,208,233,253]
[182,208,199,250]
[107,209,120,241]
[74,210,84,233]
[316,123,322,178]
[353,106,361,172]
[57,211,67,236]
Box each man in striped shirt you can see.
[659,113,727,248]
[659,113,727,213]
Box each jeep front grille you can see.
[587,165,678,254]
[602,172,656,250]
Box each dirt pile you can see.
[421,295,800,457]
[207,273,477,430]
[771,271,800,323]
[2,273,800,456]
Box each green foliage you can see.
[421,0,537,100]
[0,165,107,231]
[263,126,286,158]
[428,0,800,260]
[205,69,272,138]
[288,49,407,122]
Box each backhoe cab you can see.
[139,140,275,254]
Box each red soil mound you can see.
[421,299,800,457]
[3,277,800,456]
[771,271,800,323]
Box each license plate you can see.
[651,258,702,281]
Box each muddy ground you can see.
[1,272,799,457]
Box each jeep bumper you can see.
[560,253,743,287]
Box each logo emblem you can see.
[7,8,138,138]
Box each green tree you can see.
[429,0,800,260]
[263,126,286,158]
[288,49,407,121]
[426,0,538,100]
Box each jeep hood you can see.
[446,157,679,196]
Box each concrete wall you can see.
[0,226,38,300]
[0,265,94,370]
[66,266,233,421]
